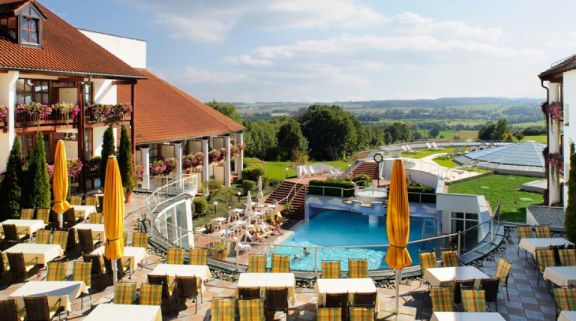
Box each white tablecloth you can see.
[92,246,147,272]
[0,219,45,236]
[71,205,97,220]
[431,312,506,321]
[544,266,576,287]
[5,243,63,265]
[559,311,576,321]
[84,304,161,321]
[238,272,296,305]
[150,264,212,292]
[75,223,105,241]
[518,238,573,257]
[315,278,377,307]
[423,266,490,286]
[10,281,88,312]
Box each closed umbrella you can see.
[52,140,71,214]
[245,190,253,213]
[103,156,125,284]
[385,159,412,315]
[257,176,264,206]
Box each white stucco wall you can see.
[92,126,107,157]
[79,30,147,69]
[562,70,576,208]
[0,71,19,172]
[92,79,117,105]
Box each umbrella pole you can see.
[112,259,118,284]
[395,269,402,315]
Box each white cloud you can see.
[176,68,250,84]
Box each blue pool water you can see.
[271,209,438,271]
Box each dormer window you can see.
[21,16,38,44]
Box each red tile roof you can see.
[118,69,244,144]
[0,1,143,79]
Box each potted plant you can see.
[210,240,228,260]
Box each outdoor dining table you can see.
[315,278,377,308]
[92,246,147,272]
[544,266,576,287]
[0,219,45,237]
[74,223,105,241]
[559,311,576,321]
[150,264,212,292]
[238,272,297,305]
[423,266,490,286]
[431,312,506,321]
[84,304,162,321]
[10,280,88,313]
[518,238,573,257]
[71,205,97,221]
[5,243,63,265]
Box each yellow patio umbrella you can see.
[385,159,412,315]
[52,140,71,215]
[103,156,125,283]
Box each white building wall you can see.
[92,126,108,157]
[562,70,576,208]
[80,30,147,69]
[92,79,117,105]
[0,71,19,172]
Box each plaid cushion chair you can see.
[536,249,556,284]
[248,255,267,272]
[317,307,342,321]
[51,230,69,252]
[494,257,512,300]
[72,261,92,308]
[560,249,576,266]
[35,229,51,244]
[23,296,62,321]
[46,262,67,281]
[36,208,50,225]
[113,282,137,304]
[238,298,265,321]
[440,250,459,267]
[189,248,208,265]
[430,286,455,312]
[460,288,487,312]
[85,196,99,207]
[211,297,236,321]
[349,307,374,321]
[419,251,438,274]
[20,208,34,220]
[69,196,82,205]
[322,261,341,279]
[132,232,149,248]
[348,259,368,278]
[88,212,102,224]
[166,248,185,264]
[271,254,290,273]
[140,283,163,306]
[554,287,576,314]
[517,225,533,239]
[534,225,552,238]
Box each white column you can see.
[185,198,194,248]
[174,142,183,184]
[0,71,19,172]
[141,146,150,190]
[236,132,244,179]
[202,137,210,195]
[224,134,231,187]
[548,82,562,205]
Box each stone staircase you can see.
[351,160,380,179]
[266,181,308,219]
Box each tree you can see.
[100,125,115,187]
[24,133,50,208]
[478,121,496,140]
[566,143,576,242]
[478,119,511,141]
[276,118,308,161]
[244,120,278,160]
[429,127,440,138]
[118,125,135,194]
[207,100,241,122]
[0,138,22,220]
[383,122,413,144]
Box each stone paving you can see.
[0,227,562,321]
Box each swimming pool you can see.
[271,208,439,271]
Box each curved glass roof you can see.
[462,142,545,168]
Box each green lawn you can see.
[401,147,457,159]
[448,174,543,222]
[264,161,351,180]
[432,156,459,168]
[522,135,547,143]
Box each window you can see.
[0,16,17,40]
[21,16,38,45]
[16,79,50,104]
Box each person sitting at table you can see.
[245,229,261,242]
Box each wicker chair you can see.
[211,297,236,321]
[480,277,500,310]
[166,247,185,265]
[176,276,201,313]
[148,274,178,312]
[534,225,552,238]
[238,287,261,300]
[325,293,349,321]
[36,208,51,226]
[559,249,576,266]
[77,228,98,254]
[0,298,20,321]
[139,283,163,306]
[352,292,377,308]
[72,261,92,309]
[536,249,556,285]
[348,259,368,278]
[440,249,460,267]
[3,224,27,245]
[20,208,34,220]
[494,258,511,301]
[113,282,137,304]
[62,208,78,230]
[453,280,475,304]
[460,287,488,312]
[7,252,37,282]
[321,260,341,279]
[238,298,265,321]
[46,262,67,281]
[264,287,289,319]
[35,229,51,244]
[132,232,149,248]
[189,248,208,265]
[69,196,82,206]
[88,212,102,224]
[349,306,374,321]
[23,296,63,321]
[247,254,267,272]
[317,307,342,321]
[429,286,455,312]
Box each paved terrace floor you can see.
[0,227,558,321]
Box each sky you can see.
[43,0,576,102]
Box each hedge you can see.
[242,166,265,182]
[308,179,355,197]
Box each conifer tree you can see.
[566,143,576,242]
[0,137,22,220]
[118,125,135,194]
[25,133,50,208]
[100,125,115,187]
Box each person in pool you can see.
[303,247,310,255]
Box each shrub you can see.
[407,184,435,194]
[308,179,355,197]
[268,178,281,188]
[566,143,576,243]
[244,157,264,167]
[208,179,222,192]
[242,180,257,194]
[24,132,50,208]
[193,197,209,217]
[100,125,115,186]
[118,125,135,194]
[242,166,265,182]
[352,174,372,187]
[0,137,22,220]
[164,157,177,174]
